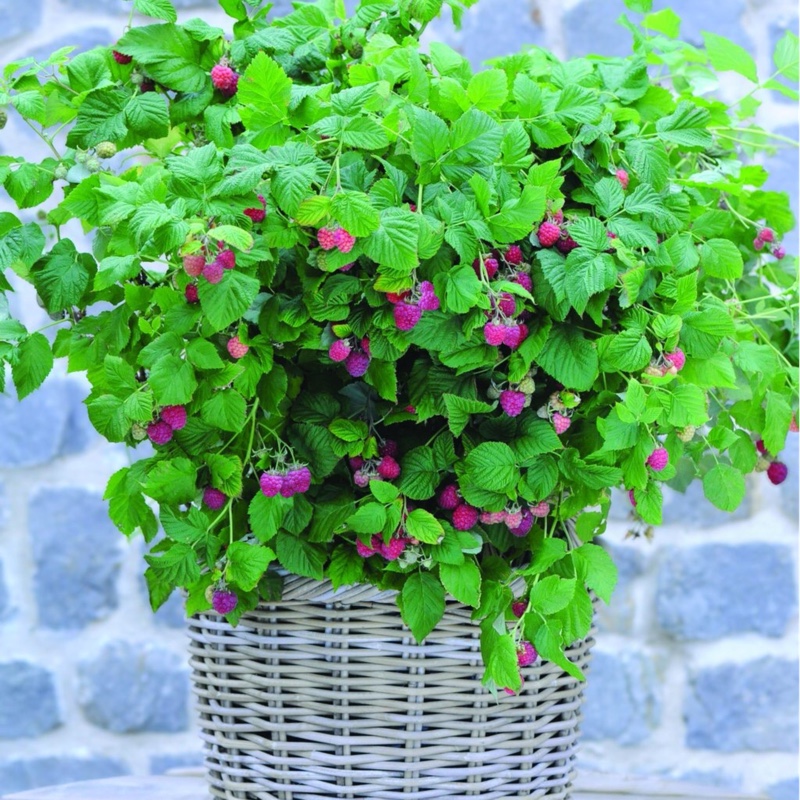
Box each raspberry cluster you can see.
[537,390,580,435]
[356,533,411,561]
[146,404,188,445]
[753,226,785,259]
[349,441,402,487]
[318,226,356,253]
[754,438,792,486]
[389,280,440,332]
[535,209,578,253]
[259,465,313,498]
[329,335,372,377]
[644,348,686,378]
[479,502,549,536]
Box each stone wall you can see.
[0,0,797,798]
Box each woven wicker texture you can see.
[187,576,595,800]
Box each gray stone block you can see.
[582,650,660,745]
[769,777,800,800]
[596,543,645,634]
[0,661,61,738]
[656,543,796,640]
[0,0,43,43]
[29,488,123,630]
[661,479,752,529]
[25,27,114,64]
[59,379,99,457]
[685,658,799,752]
[62,0,223,9]
[0,380,71,468]
[0,756,128,795]
[779,436,799,518]
[0,559,9,620]
[150,753,204,775]
[78,640,190,733]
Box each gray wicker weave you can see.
[187,575,595,800]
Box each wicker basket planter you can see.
[187,575,595,800]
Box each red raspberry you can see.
[408,203,417,212]
[112,50,132,64]
[283,466,312,496]
[227,336,249,359]
[216,250,236,270]
[480,511,506,525]
[345,352,370,377]
[616,169,629,189]
[537,222,561,247]
[348,456,365,471]
[484,321,506,347]
[329,339,352,362]
[514,272,533,292]
[628,490,637,507]
[353,469,370,488]
[203,487,226,510]
[212,589,238,615]
[500,390,526,417]
[452,503,479,531]
[260,472,284,497]
[333,228,356,253]
[379,440,398,457]
[379,536,408,561]
[161,405,187,431]
[503,323,527,350]
[553,413,571,435]
[473,257,499,279]
[511,600,528,618]
[394,302,422,331]
[360,337,371,356]
[317,228,337,250]
[356,536,380,557]
[504,511,523,529]
[756,439,767,454]
[556,236,579,254]
[185,284,199,304]
[498,293,516,317]
[437,484,460,510]
[202,260,224,284]
[503,676,524,696]
[517,642,538,667]
[664,349,686,371]
[768,461,788,485]
[774,246,786,260]
[506,245,523,265]
[529,501,550,518]
[340,262,354,272]
[377,456,401,480]
[757,227,775,243]
[244,207,266,223]
[386,291,410,304]
[183,254,205,277]
[509,509,534,536]
[147,421,173,445]
[140,79,155,93]
[646,447,669,472]
[211,64,239,96]
[753,238,765,251]
[418,281,440,311]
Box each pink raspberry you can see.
[227,336,249,359]
[212,589,238,615]
[646,447,669,472]
[203,487,226,510]
[756,439,767,454]
[556,236,579,254]
[498,293,516,317]
[379,537,408,561]
[452,503,479,531]
[244,206,266,223]
[517,642,538,667]
[437,484,460,510]
[484,321,507,346]
[757,227,775,243]
[161,405,187,431]
[480,511,506,525]
[348,456,365,471]
[664,349,686,371]
[418,282,440,311]
[537,221,561,247]
[356,537,379,557]
[511,600,528,618]
[529,501,550,518]
[774,246,786,260]
[500,390,526,417]
[753,238,765,251]
[377,455,401,480]
[506,244,523,265]
[503,677,524,696]
[514,272,533,292]
[553,413,571,435]
[333,228,355,253]
[353,469,370,488]
[504,511,523,529]
[473,257,499,279]
[340,262,354,272]
[217,250,236,270]
[503,323,527,350]
[616,168,629,189]
[112,50,132,64]
[183,254,205,277]
[147,421,173,445]
[345,352,370,377]
[185,284,199,304]
[329,339,352,362]
[394,301,422,331]
[386,291,410,304]
[211,64,239,96]
[202,260,224,284]
[260,471,284,497]
[628,489,637,507]
[282,466,312,496]
[768,461,788,485]
[317,228,337,250]
[509,509,534,537]
[379,439,398,458]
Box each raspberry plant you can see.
[0,0,797,691]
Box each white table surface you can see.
[1,773,768,800]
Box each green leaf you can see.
[226,542,275,591]
[275,532,326,579]
[524,537,567,574]
[449,108,503,164]
[442,394,494,436]
[440,561,481,607]
[125,92,170,138]
[202,390,247,432]
[410,106,450,165]
[249,493,284,542]
[626,139,670,191]
[774,30,799,82]
[465,442,518,493]
[703,464,746,512]
[142,458,197,504]
[480,623,521,691]
[488,185,547,243]
[329,545,365,589]
[399,447,440,500]
[206,453,243,496]
[32,240,91,313]
[467,70,508,111]
[145,542,200,587]
[538,326,599,392]
[330,191,380,237]
[134,0,177,21]
[443,264,484,314]
[574,543,617,604]
[207,225,254,252]
[703,32,758,83]
[198,270,260,332]
[238,52,293,135]
[405,508,444,544]
[362,207,419,274]
[534,618,584,680]
[12,333,53,400]
[763,390,792,456]
[149,355,197,405]
[643,8,680,37]
[401,572,445,641]
[529,575,576,615]
[347,503,387,534]
[655,102,712,150]
[699,239,743,279]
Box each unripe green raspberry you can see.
[53,164,68,180]
[0,109,7,130]
[86,156,100,172]
[486,385,501,400]
[96,141,117,159]
[131,423,148,441]
[676,425,696,443]
[755,456,771,473]
[76,151,89,164]
[518,377,535,395]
